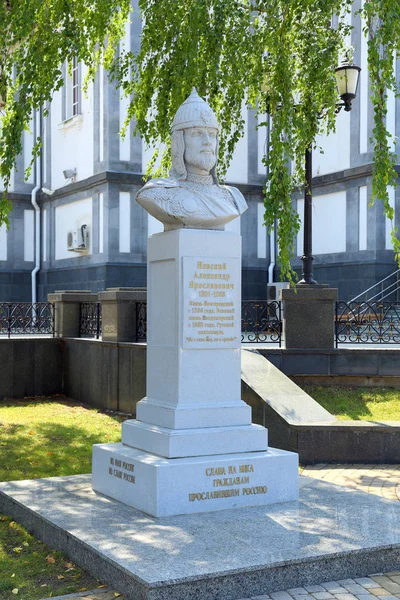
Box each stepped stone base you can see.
[92,443,298,517]
[121,419,268,458]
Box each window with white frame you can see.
[62,57,81,121]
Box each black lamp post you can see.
[297,58,361,285]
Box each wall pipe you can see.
[31,108,42,304]
[265,113,275,283]
[268,225,275,283]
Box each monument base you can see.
[1,474,399,600]
[92,443,299,517]
[121,419,268,458]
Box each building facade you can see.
[1,0,399,302]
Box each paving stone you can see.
[355,579,381,589]
[370,580,400,594]
[334,594,357,600]
[287,589,308,595]
[370,597,400,600]
[311,593,334,599]
[271,592,294,600]
[338,581,357,587]
[321,583,348,593]
[355,595,375,600]
[345,585,373,595]
[369,589,392,597]
[305,587,327,593]
[251,596,271,600]
[383,586,400,594]
[384,586,400,595]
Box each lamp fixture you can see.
[335,57,361,113]
[63,168,77,180]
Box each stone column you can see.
[280,285,338,349]
[98,287,147,342]
[47,290,98,338]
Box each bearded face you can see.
[183,127,218,175]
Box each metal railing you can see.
[350,269,400,304]
[335,301,400,345]
[124,301,283,345]
[79,302,102,339]
[0,302,55,338]
[241,300,282,345]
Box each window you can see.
[62,57,81,121]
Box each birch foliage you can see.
[0,0,399,280]
[121,0,400,281]
[0,0,130,224]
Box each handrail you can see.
[349,268,400,303]
[358,280,398,306]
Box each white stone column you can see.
[122,229,267,457]
[138,228,250,427]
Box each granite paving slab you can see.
[1,474,400,600]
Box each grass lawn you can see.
[300,385,400,421]
[0,396,124,600]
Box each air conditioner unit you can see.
[67,225,89,252]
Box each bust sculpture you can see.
[136,89,248,230]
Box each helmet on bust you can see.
[171,88,219,133]
[170,88,220,183]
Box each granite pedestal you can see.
[281,286,338,349]
[1,474,399,600]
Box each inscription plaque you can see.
[183,256,240,349]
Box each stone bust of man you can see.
[136,88,248,230]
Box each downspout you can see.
[268,225,275,283]
[31,107,42,304]
[265,113,275,283]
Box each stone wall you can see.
[0,338,63,399]
[62,339,146,413]
[0,337,145,413]
[258,347,400,379]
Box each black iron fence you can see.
[79,301,146,341]
[136,302,147,342]
[131,301,282,345]
[335,301,400,345]
[5,298,400,346]
[79,302,102,339]
[241,300,282,345]
[77,300,282,344]
[0,302,55,338]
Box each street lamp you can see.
[297,58,361,285]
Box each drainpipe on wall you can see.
[31,107,42,304]
[265,112,275,284]
[268,225,275,283]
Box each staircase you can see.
[350,269,400,304]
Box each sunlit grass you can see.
[0,397,124,599]
[300,385,400,421]
[0,397,123,481]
